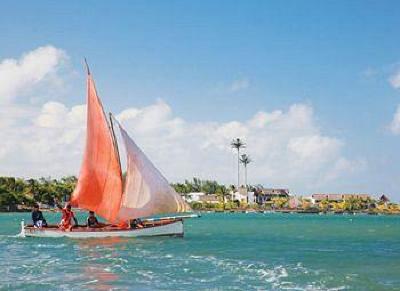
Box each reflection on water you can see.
[83,264,119,291]
[77,237,129,290]
[78,237,130,249]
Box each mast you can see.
[84,57,90,75]
[109,112,123,179]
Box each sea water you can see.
[0,212,399,290]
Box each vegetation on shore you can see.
[0,176,399,215]
[187,197,400,215]
[171,178,231,197]
[0,176,227,211]
[0,176,76,211]
[171,179,400,215]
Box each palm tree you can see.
[230,138,246,195]
[240,154,252,190]
[216,185,228,210]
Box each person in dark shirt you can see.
[86,211,99,228]
[31,204,47,228]
[130,218,144,229]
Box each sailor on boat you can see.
[130,218,144,229]
[56,202,78,231]
[86,211,100,228]
[31,204,47,228]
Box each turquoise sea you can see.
[0,212,399,290]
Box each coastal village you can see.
[0,136,399,215]
[174,137,400,215]
[178,184,397,215]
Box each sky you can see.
[0,1,400,200]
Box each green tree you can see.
[240,154,252,191]
[215,185,228,209]
[231,138,246,191]
[0,186,19,211]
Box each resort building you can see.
[235,186,256,203]
[199,194,220,204]
[232,191,247,202]
[185,192,206,203]
[247,192,255,204]
[379,194,390,204]
[256,188,290,204]
[311,194,372,203]
[288,196,301,209]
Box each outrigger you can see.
[20,62,197,238]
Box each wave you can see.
[0,240,350,290]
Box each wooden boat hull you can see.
[20,220,184,239]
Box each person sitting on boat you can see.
[31,204,47,228]
[130,218,144,229]
[56,202,78,231]
[86,211,99,228]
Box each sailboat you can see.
[20,64,197,238]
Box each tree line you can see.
[2,175,397,214]
[0,176,77,211]
[0,176,233,211]
[170,177,232,196]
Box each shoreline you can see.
[198,209,400,215]
[2,209,399,216]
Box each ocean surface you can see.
[0,212,399,290]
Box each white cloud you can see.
[322,157,367,184]
[248,111,282,128]
[0,46,364,194]
[389,105,400,135]
[0,101,86,176]
[230,78,250,92]
[35,101,85,130]
[287,135,342,161]
[114,102,361,192]
[0,45,67,103]
[0,46,83,176]
[389,69,400,89]
[388,68,400,136]
[0,96,361,193]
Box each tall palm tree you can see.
[240,154,252,189]
[230,138,246,194]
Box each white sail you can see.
[117,124,191,221]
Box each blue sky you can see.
[1,1,400,200]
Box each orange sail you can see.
[117,123,191,221]
[71,73,123,223]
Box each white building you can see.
[185,192,206,203]
[247,192,255,204]
[232,191,247,202]
[199,194,220,204]
[232,191,255,203]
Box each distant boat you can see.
[21,63,197,238]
